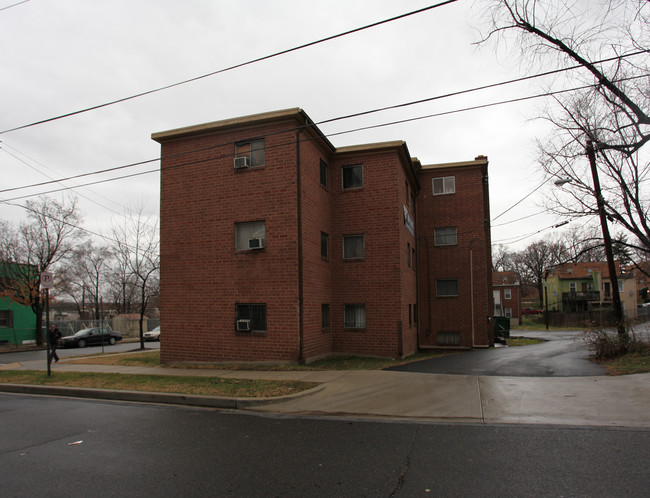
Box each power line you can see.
[0,83,599,202]
[0,0,29,13]
[0,0,458,134]
[0,141,126,217]
[4,66,642,198]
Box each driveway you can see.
[387,329,606,377]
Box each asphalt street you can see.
[0,340,159,366]
[1,393,648,497]
[386,329,606,376]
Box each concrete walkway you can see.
[2,358,649,428]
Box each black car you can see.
[60,328,123,348]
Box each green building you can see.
[0,296,37,345]
[0,262,38,346]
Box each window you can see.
[235,139,265,167]
[344,304,366,328]
[414,304,418,324]
[235,221,265,251]
[504,289,511,300]
[434,227,457,246]
[412,247,416,270]
[569,282,577,292]
[618,281,624,292]
[432,176,455,195]
[408,304,412,326]
[235,303,266,332]
[407,242,411,267]
[321,232,329,259]
[505,308,512,318]
[322,304,330,329]
[0,310,13,328]
[320,159,328,187]
[343,234,364,259]
[342,164,363,189]
[436,279,459,297]
[405,180,409,203]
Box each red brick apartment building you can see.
[152,108,493,364]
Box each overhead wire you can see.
[0,0,458,134]
[0,0,29,13]
[2,68,645,200]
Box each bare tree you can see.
[476,0,650,255]
[59,243,113,320]
[110,206,159,349]
[512,237,565,305]
[492,244,515,272]
[0,197,83,344]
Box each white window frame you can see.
[432,176,455,195]
[235,138,265,167]
[504,288,511,300]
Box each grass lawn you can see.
[0,350,452,398]
[64,350,453,371]
[598,352,650,375]
[505,337,545,347]
[0,370,318,398]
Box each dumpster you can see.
[493,316,510,340]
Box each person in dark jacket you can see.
[49,325,62,362]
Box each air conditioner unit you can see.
[234,157,250,169]
[236,319,252,332]
[248,238,265,249]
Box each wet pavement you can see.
[386,330,606,377]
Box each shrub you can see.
[582,326,648,359]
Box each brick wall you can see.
[155,110,493,363]
[159,119,304,362]
[416,161,494,348]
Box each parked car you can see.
[144,326,160,342]
[60,328,123,348]
[523,307,543,315]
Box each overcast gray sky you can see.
[1,0,573,251]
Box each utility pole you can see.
[586,140,626,336]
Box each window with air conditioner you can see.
[235,221,265,251]
[235,139,265,168]
[432,176,455,195]
[235,303,266,332]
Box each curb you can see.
[0,382,326,409]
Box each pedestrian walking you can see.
[49,325,62,362]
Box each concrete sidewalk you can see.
[2,358,649,428]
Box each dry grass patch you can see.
[66,350,452,371]
[0,370,317,398]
